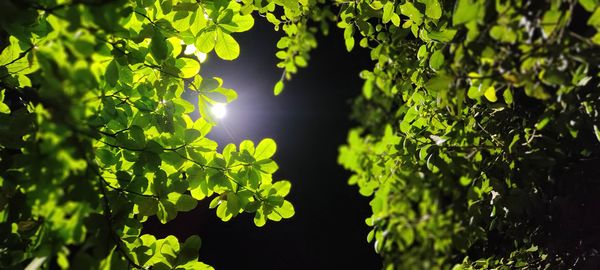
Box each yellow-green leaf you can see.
[215,28,240,60]
[255,138,277,160]
[274,80,284,96]
[484,86,498,102]
[0,90,10,114]
[195,30,217,53]
[176,58,200,78]
[424,0,442,19]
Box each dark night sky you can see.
[144,19,381,269]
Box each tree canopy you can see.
[337,0,600,269]
[0,0,301,268]
[1,0,600,269]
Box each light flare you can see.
[211,103,227,119]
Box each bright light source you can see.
[211,103,227,119]
[184,44,196,55]
[196,52,207,63]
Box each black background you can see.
[145,18,380,269]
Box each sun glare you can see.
[211,103,227,119]
[184,44,196,55]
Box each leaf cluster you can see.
[0,0,300,269]
[335,0,600,269]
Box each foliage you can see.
[336,0,600,269]
[3,0,600,269]
[0,0,320,268]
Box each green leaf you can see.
[424,74,453,92]
[96,149,118,167]
[382,2,394,23]
[176,58,200,78]
[157,199,177,224]
[579,0,599,12]
[367,229,375,243]
[226,193,241,216]
[428,28,457,42]
[158,235,180,263]
[195,30,217,53]
[363,78,373,99]
[116,170,132,186]
[490,25,517,43]
[129,125,146,147]
[272,180,291,196]
[429,50,445,71]
[184,129,201,144]
[274,80,284,96]
[137,197,159,216]
[105,60,119,87]
[424,0,442,19]
[215,28,240,60]
[220,14,254,33]
[241,168,257,188]
[0,90,10,114]
[214,87,237,102]
[417,45,428,60]
[391,13,401,27]
[151,30,169,62]
[503,88,513,104]
[525,245,539,253]
[177,235,202,264]
[168,193,198,212]
[588,7,600,27]
[257,159,278,174]
[401,227,415,245]
[542,10,562,37]
[400,2,423,25]
[254,138,276,160]
[344,25,355,52]
[253,209,266,227]
[484,86,497,102]
[129,176,149,194]
[467,86,483,99]
[189,8,208,34]
[216,201,233,221]
[243,201,260,213]
[199,77,221,91]
[0,41,17,66]
[370,1,384,10]
[266,13,280,26]
[208,196,221,209]
[459,176,472,186]
[190,175,209,200]
[276,200,294,218]
[240,140,255,154]
[453,0,479,25]
[222,143,236,164]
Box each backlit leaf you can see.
[255,138,276,160]
[274,80,284,96]
[176,58,200,78]
[215,28,240,60]
[151,30,169,62]
[453,0,479,25]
